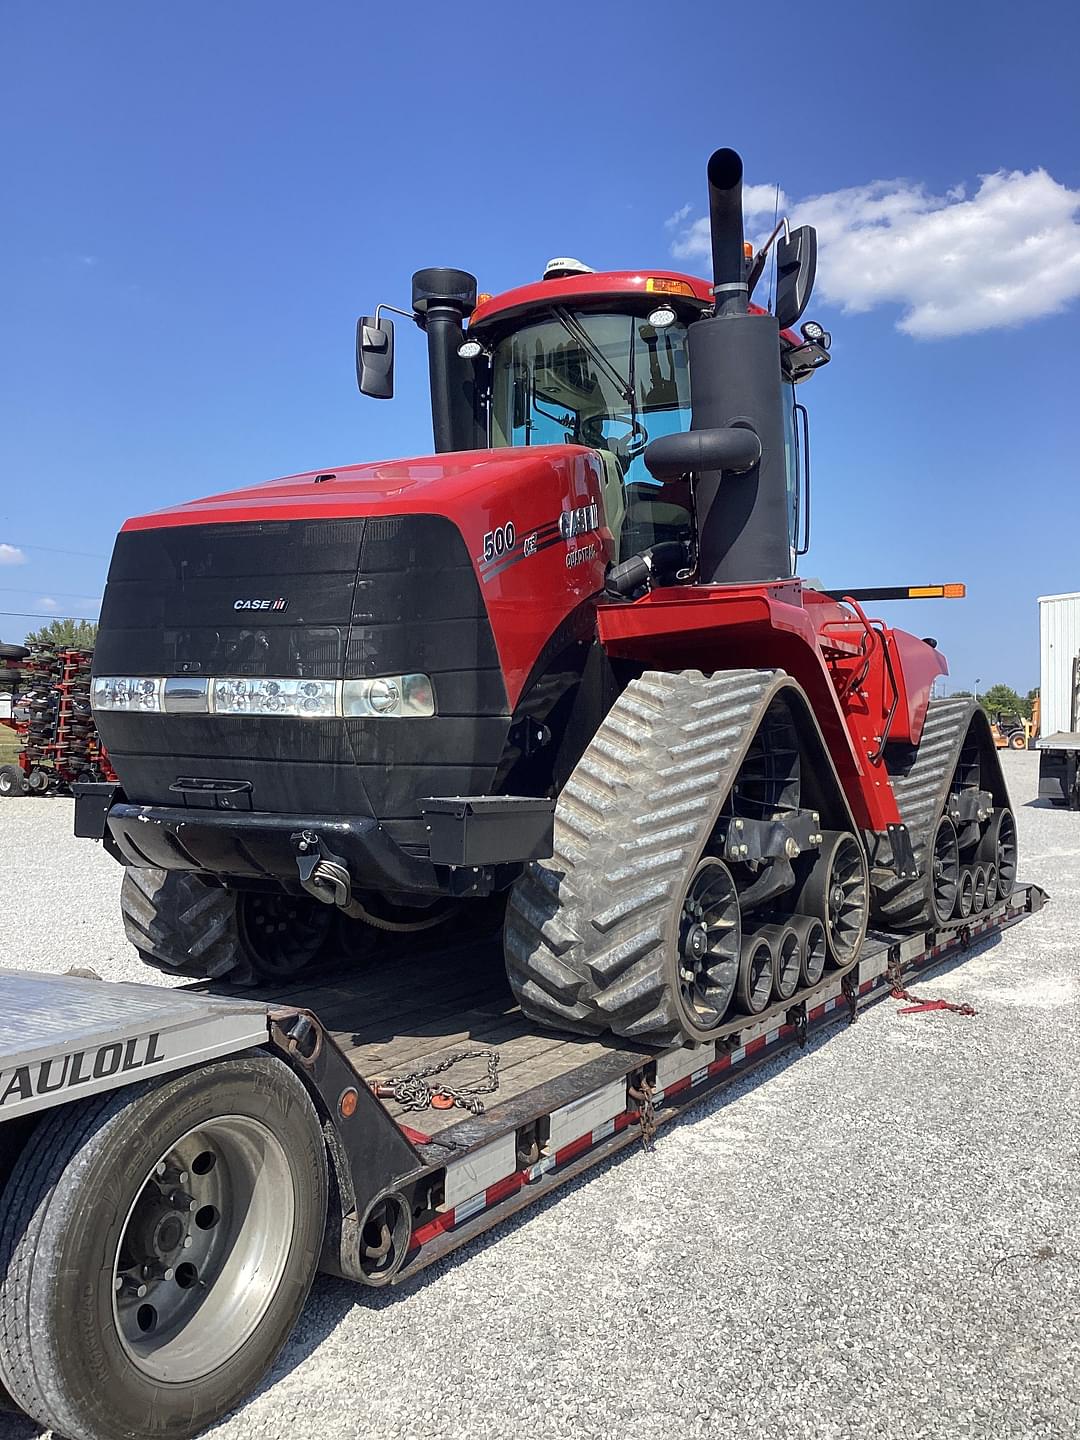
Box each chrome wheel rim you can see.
[112,1115,295,1383]
[677,858,741,1030]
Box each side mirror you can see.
[644,426,761,481]
[774,225,818,332]
[356,315,395,400]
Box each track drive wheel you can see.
[0,1055,326,1440]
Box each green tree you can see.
[979,683,1029,720]
[24,617,98,649]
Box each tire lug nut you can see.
[169,1190,198,1212]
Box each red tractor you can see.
[83,147,1016,1044]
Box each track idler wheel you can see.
[677,859,742,1030]
[737,932,774,1015]
[929,815,960,925]
[977,808,1017,901]
[793,831,869,967]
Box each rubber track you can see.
[873,697,991,927]
[505,668,837,1047]
[120,867,254,984]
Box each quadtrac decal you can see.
[478,501,601,583]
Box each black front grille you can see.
[94,515,509,826]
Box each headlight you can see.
[92,677,164,712]
[90,674,436,718]
[343,674,435,718]
[212,676,338,717]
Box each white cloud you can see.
[0,544,27,566]
[668,167,1080,338]
[38,597,59,612]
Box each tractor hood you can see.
[120,447,598,533]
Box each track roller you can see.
[971,865,988,913]
[737,932,774,1015]
[789,914,827,986]
[757,922,801,1001]
[957,869,974,919]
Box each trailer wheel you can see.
[0,1054,326,1440]
[0,764,27,797]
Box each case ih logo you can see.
[233,598,289,612]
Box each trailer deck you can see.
[222,881,1045,1278]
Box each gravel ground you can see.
[0,751,1077,1440]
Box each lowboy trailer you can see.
[0,880,1044,1440]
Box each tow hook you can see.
[290,830,353,908]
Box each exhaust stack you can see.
[687,147,791,585]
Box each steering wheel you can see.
[580,413,650,464]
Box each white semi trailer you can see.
[1037,591,1080,808]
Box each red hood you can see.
[121,446,590,531]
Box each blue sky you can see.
[2,0,1077,693]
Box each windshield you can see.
[490,310,693,560]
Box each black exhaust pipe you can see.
[687,148,792,585]
[412,267,484,454]
[706,148,749,318]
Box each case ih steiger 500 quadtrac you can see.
[84,147,1016,1039]
[0,146,1040,1440]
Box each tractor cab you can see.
[358,258,831,571]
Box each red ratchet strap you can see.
[889,984,976,1018]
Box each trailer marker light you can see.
[645,277,695,297]
[339,1087,358,1119]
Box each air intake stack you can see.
[687,148,791,585]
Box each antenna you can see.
[767,183,780,313]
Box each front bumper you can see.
[76,786,443,895]
[75,786,556,896]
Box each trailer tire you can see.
[0,1054,327,1440]
[121,866,254,983]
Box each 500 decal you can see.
[481,522,517,564]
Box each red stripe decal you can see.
[486,1172,526,1208]
[555,1131,595,1167]
[412,1210,457,1246]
